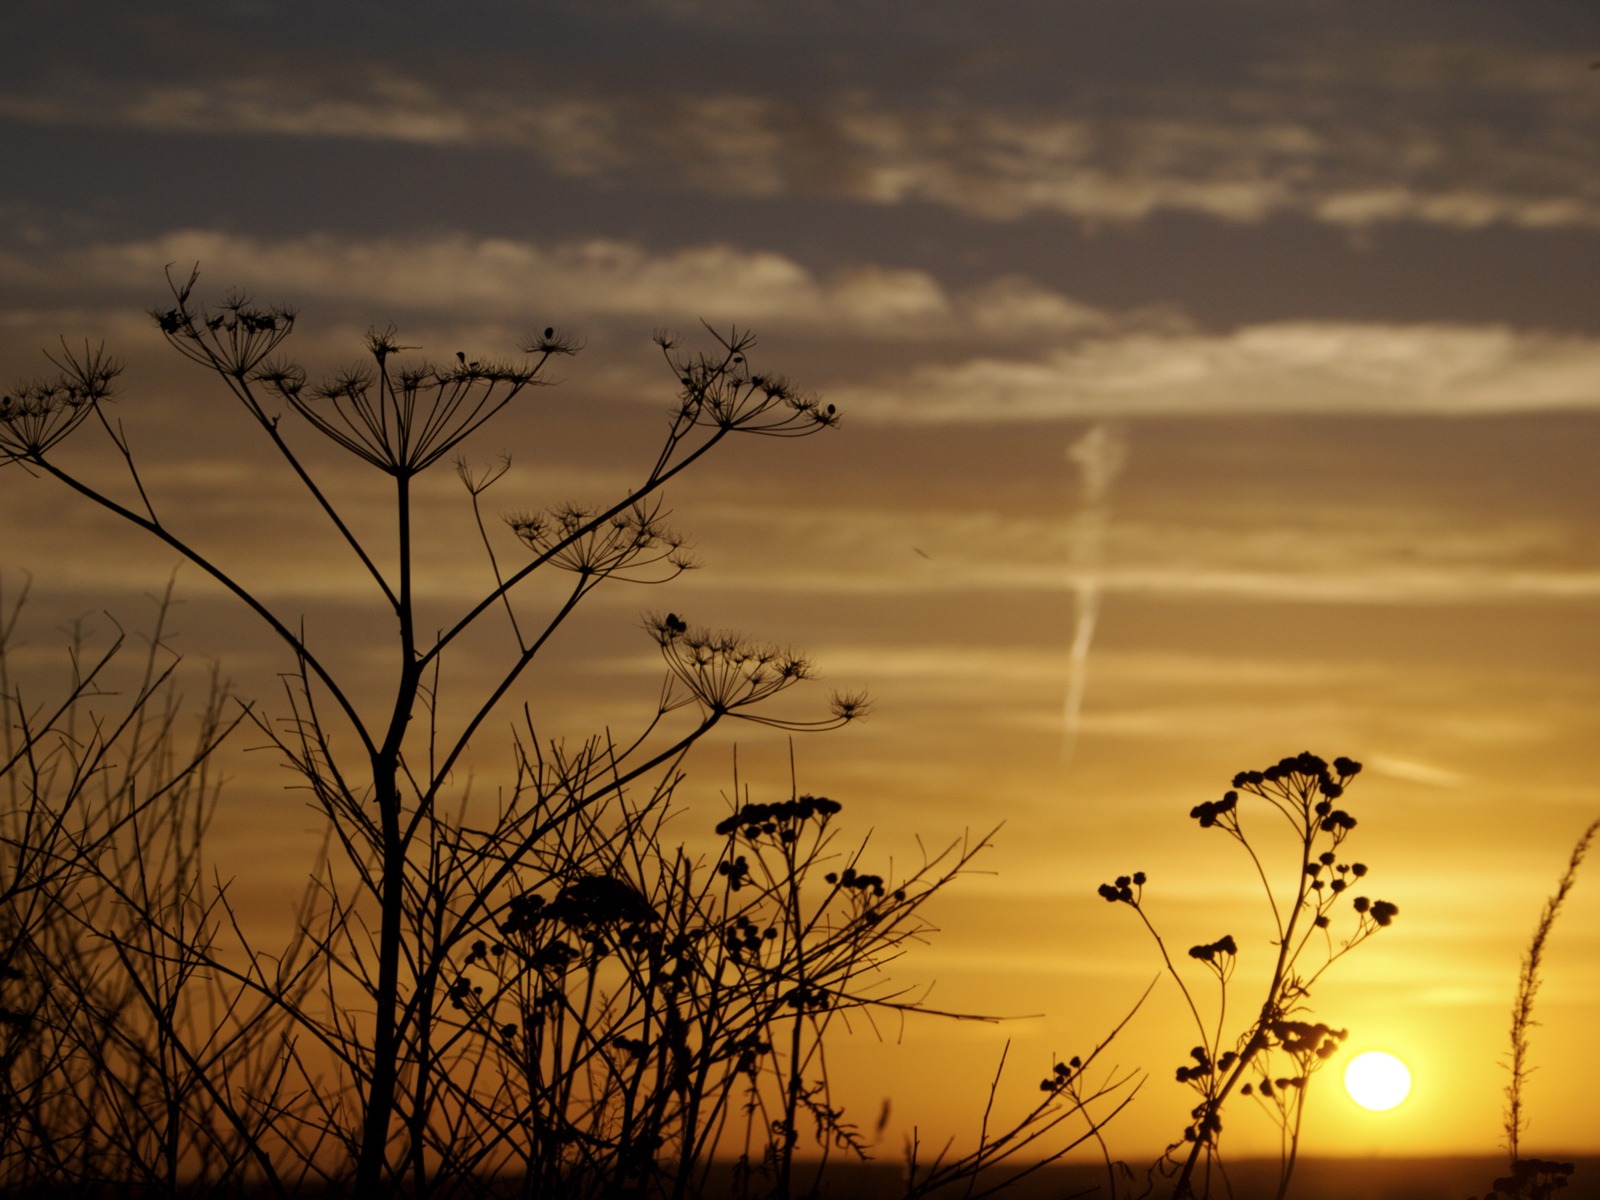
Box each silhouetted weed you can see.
[4,274,1104,1200]
[1099,752,1397,1200]
[1471,816,1597,1200]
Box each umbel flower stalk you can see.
[1,269,861,1198]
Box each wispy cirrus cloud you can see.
[680,500,1600,606]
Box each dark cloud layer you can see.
[8,1,1600,243]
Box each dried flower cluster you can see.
[1097,752,1397,1199]
[656,328,839,437]
[510,501,693,581]
[433,774,993,1199]
[0,342,121,461]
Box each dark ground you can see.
[766,1155,1600,1199]
[13,1156,1593,1199]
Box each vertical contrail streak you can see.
[1062,423,1126,764]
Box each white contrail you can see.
[1062,423,1126,764]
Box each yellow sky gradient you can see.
[4,318,1596,1160]
[4,0,1600,1171]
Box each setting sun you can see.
[1344,1051,1413,1112]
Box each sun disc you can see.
[1344,1050,1411,1111]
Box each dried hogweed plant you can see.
[3,268,1121,1199]
[1098,752,1399,1200]
[0,266,867,1197]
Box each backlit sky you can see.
[4,0,1600,1162]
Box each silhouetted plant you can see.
[1098,752,1398,1200]
[1471,816,1597,1200]
[0,576,313,1197]
[1475,1158,1576,1200]
[420,766,998,1200]
[897,998,1148,1200]
[2,270,1117,1198]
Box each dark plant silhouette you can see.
[898,998,1149,1200]
[0,575,312,1196]
[1098,752,1398,1200]
[1471,816,1596,1200]
[1475,1159,1577,1200]
[1,271,1130,1197]
[434,777,1007,1200]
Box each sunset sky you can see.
[4,0,1600,1164]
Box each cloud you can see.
[1312,188,1600,232]
[1365,754,1471,790]
[0,228,1127,346]
[1255,40,1596,101]
[0,231,826,322]
[5,47,1600,233]
[0,71,566,152]
[680,500,1600,607]
[9,228,1600,484]
[13,230,1600,427]
[832,322,1600,419]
